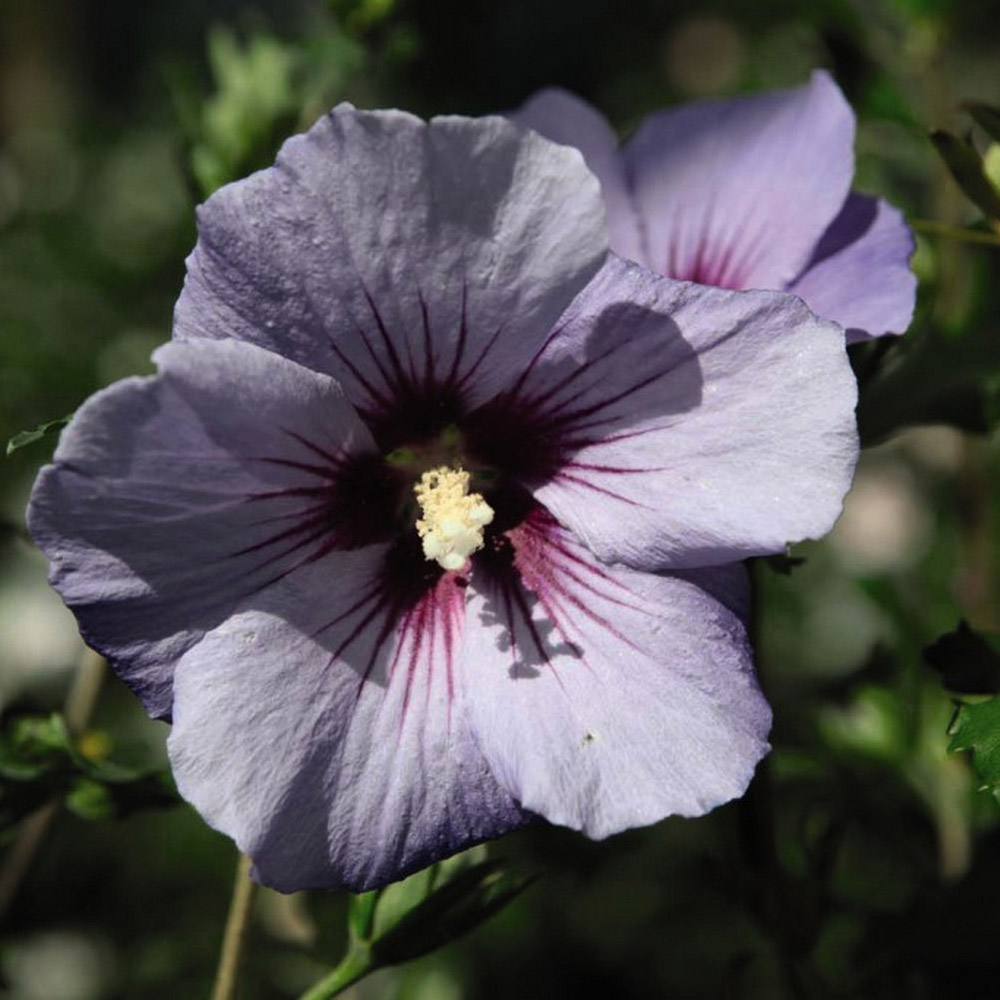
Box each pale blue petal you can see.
[175,106,608,412]
[28,339,376,718]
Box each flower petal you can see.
[463,511,770,836]
[668,562,751,623]
[168,553,528,892]
[509,88,645,263]
[523,256,858,570]
[27,338,378,718]
[787,194,917,341]
[175,105,607,415]
[623,70,854,291]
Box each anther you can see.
[414,466,494,571]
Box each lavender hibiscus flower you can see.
[29,106,858,891]
[513,70,916,342]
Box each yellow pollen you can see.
[414,466,494,572]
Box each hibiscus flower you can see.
[512,70,916,342]
[28,106,858,891]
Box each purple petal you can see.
[668,562,751,623]
[27,338,377,718]
[510,88,644,263]
[787,194,917,341]
[175,105,607,414]
[463,511,770,835]
[168,554,528,892]
[623,70,855,292]
[523,256,858,570]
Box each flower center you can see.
[414,465,494,572]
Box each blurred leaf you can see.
[861,76,922,130]
[820,685,909,764]
[189,28,297,196]
[889,0,955,16]
[924,621,1000,696]
[984,372,1000,428]
[65,771,177,822]
[0,715,80,832]
[0,712,177,836]
[6,415,71,457]
[328,0,397,35]
[964,100,1000,144]
[183,24,364,198]
[930,130,1000,221]
[855,323,1000,444]
[949,697,1000,801]
[984,145,1000,195]
[65,777,115,820]
[0,714,75,780]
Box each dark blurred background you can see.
[3,1,1000,997]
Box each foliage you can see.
[5,416,71,458]
[178,25,365,197]
[0,712,176,838]
[300,853,533,998]
[949,698,1000,803]
[924,621,1000,695]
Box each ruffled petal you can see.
[27,338,379,718]
[175,105,607,415]
[787,194,917,341]
[168,552,528,892]
[509,88,645,263]
[463,511,770,836]
[522,256,858,570]
[623,70,855,292]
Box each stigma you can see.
[414,466,494,572]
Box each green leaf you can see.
[963,100,1000,144]
[6,415,71,457]
[949,696,1000,800]
[366,846,483,942]
[930,130,1000,221]
[300,852,532,999]
[923,621,1000,696]
[370,860,534,966]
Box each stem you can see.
[739,561,810,1000]
[211,853,259,1000]
[0,801,60,919]
[0,646,106,923]
[909,218,1000,246]
[296,946,374,1000]
[64,646,107,735]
